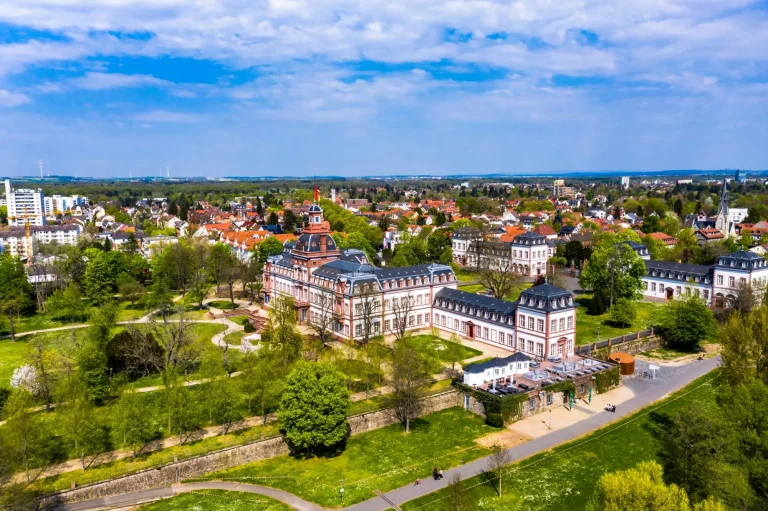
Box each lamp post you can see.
[340,479,344,506]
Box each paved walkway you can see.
[346,355,721,511]
[55,480,328,511]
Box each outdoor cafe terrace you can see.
[472,354,617,396]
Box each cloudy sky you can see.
[1,0,767,177]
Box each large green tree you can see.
[580,242,646,306]
[658,296,715,351]
[588,461,691,511]
[279,361,350,451]
[719,306,768,385]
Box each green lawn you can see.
[347,378,452,415]
[458,283,486,294]
[457,282,532,302]
[229,315,251,326]
[407,335,482,362]
[223,330,246,346]
[167,307,211,320]
[115,300,151,322]
[208,300,237,310]
[0,330,85,388]
[141,490,291,511]
[575,296,664,345]
[0,314,70,337]
[454,267,482,283]
[203,407,495,507]
[402,372,720,511]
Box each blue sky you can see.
[0,1,767,178]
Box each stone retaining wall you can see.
[42,390,459,507]
[590,336,662,358]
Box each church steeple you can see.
[715,179,731,236]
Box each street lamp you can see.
[340,479,344,505]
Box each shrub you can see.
[608,298,636,327]
[243,322,255,333]
[485,413,504,428]
[590,291,608,315]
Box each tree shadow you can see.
[643,410,674,442]
[480,470,498,494]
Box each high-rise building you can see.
[620,176,630,190]
[4,180,45,226]
[552,179,575,198]
[43,194,88,215]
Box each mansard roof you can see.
[434,288,518,316]
[518,284,575,312]
[511,231,547,246]
[717,250,768,270]
[312,261,455,294]
[644,260,714,280]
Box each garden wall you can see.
[41,390,459,507]
[576,333,662,359]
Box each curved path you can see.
[55,480,328,511]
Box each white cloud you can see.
[69,72,172,90]
[131,110,203,123]
[0,0,766,126]
[0,88,30,107]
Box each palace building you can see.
[262,204,577,358]
[641,250,768,308]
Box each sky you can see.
[0,0,767,178]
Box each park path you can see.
[55,480,328,511]
[44,356,720,511]
[345,355,722,511]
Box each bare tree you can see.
[309,288,336,346]
[222,254,240,308]
[147,309,200,375]
[487,443,511,496]
[356,282,381,345]
[391,292,415,342]
[443,472,469,511]
[479,257,522,300]
[732,281,757,313]
[388,341,430,432]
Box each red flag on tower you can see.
[314,187,319,202]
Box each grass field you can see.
[407,335,482,362]
[347,378,452,415]
[208,300,237,310]
[223,330,246,346]
[229,316,251,326]
[140,490,291,511]
[0,329,85,388]
[203,407,495,507]
[575,295,664,345]
[401,372,720,511]
[455,269,482,283]
[458,283,486,294]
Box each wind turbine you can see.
[38,160,44,178]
